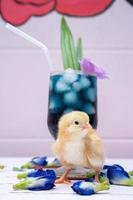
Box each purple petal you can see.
[80,58,109,79]
[80,58,94,74]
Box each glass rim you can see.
[50,70,96,77]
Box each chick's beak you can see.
[83,122,91,129]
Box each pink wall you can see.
[0,1,133,157]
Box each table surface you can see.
[0,157,133,200]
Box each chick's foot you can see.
[55,177,71,184]
[94,172,101,183]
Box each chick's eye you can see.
[74,121,79,125]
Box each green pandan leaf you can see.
[61,19,69,69]
[76,37,83,70]
[61,17,78,70]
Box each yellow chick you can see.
[52,111,105,184]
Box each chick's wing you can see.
[84,131,105,170]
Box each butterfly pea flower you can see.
[13,177,55,191]
[18,156,60,172]
[104,164,125,171]
[17,169,52,180]
[30,156,48,169]
[71,181,110,196]
[104,164,133,186]
[14,170,56,191]
[31,157,61,168]
[80,58,109,79]
[19,156,48,170]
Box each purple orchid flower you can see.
[80,58,109,79]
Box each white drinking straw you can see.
[6,23,54,71]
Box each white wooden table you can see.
[0,157,133,200]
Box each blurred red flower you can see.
[56,0,114,16]
[16,0,52,5]
[0,0,114,26]
[0,0,55,25]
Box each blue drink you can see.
[47,69,97,139]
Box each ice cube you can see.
[89,76,97,88]
[72,81,82,92]
[64,91,78,106]
[49,95,62,112]
[84,87,96,102]
[82,103,95,115]
[55,78,71,93]
[63,68,78,84]
[80,76,91,89]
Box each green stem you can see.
[76,37,83,70]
